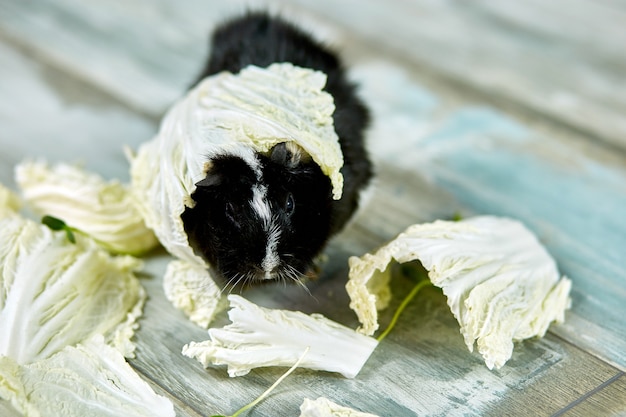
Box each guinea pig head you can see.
[181,143,333,287]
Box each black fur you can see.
[182,12,373,285]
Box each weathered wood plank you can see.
[0,0,241,116]
[0,0,330,118]
[557,374,626,417]
[3,0,625,150]
[0,0,348,120]
[0,40,155,183]
[277,0,626,152]
[5,0,625,152]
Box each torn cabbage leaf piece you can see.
[0,215,145,363]
[163,260,226,328]
[0,335,175,417]
[299,397,380,417]
[15,160,158,256]
[347,215,572,369]
[0,183,21,217]
[182,295,378,378]
[130,63,343,265]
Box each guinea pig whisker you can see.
[280,262,313,297]
[294,277,311,296]
[237,272,252,292]
[220,271,244,296]
[218,274,232,296]
[244,270,260,289]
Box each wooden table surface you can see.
[1,1,625,416]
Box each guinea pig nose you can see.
[249,264,276,281]
[265,266,279,278]
[260,265,280,281]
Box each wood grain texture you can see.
[0,0,236,115]
[0,0,335,117]
[557,374,626,417]
[279,0,626,152]
[0,40,156,184]
[1,0,626,415]
[3,0,625,146]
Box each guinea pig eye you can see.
[284,193,295,216]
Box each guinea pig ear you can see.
[195,171,222,188]
[195,161,219,188]
[270,142,306,168]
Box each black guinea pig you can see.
[181,12,373,287]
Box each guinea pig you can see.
[180,12,373,287]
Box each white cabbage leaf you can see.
[130,63,343,266]
[163,259,227,328]
[15,160,158,256]
[0,335,175,417]
[0,214,145,363]
[299,397,380,417]
[346,215,572,369]
[0,184,20,217]
[182,295,378,378]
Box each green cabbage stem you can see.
[215,346,310,417]
[376,280,432,342]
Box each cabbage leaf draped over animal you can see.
[130,63,344,267]
[346,215,572,369]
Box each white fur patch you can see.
[251,185,272,227]
[262,222,281,279]
[250,184,281,279]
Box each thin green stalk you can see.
[217,346,310,417]
[377,280,432,342]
